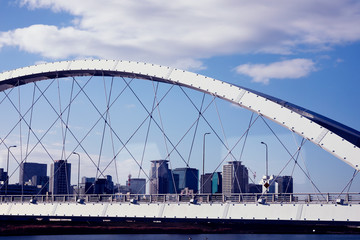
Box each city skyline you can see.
[0,158,292,196]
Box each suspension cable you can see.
[186,93,206,166]
[138,81,159,177]
[260,116,323,196]
[200,115,260,191]
[338,169,359,197]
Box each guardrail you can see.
[1,192,359,204]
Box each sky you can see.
[0,0,359,193]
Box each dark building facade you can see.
[80,177,95,195]
[149,160,175,194]
[94,175,114,194]
[19,162,47,186]
[173,167,199,193]
[201,172,222,194]
[0,168,7,182]
[79,176,114,194]
[50,160,71,195]
[222,161,249,196]
[276,176,293,194]
[201,173,213,193]
[127,178,146,194]
[211,172,222,194]
[248,183,262,193]
[0,184,37,195]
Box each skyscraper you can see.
[80,177,95,195]
[211,172,222,194]
[201,172,222,194]
[0,168,7,182]
[19,162,47,186]
[200,173,213,193]
[127,178,146,194]
[222,161,248,196]
[93,175,114,194]
[276,176,293,194]
[50,160,71,195]
[173,167,199,193]
[149,160,175,194]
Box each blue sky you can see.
[0,0,359,193]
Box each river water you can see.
[0,235,359,240]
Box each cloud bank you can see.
[235,58,316,84]
[0,0,360,70]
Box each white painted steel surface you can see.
[0,59,359,170]
[0,202,359,222]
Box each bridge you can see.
[0,59,359,234]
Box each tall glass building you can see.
[211,172,222,194]
[19,162,47,185]
[201,172,222,194]
[50,160,71,195]
[127,178,146,194]
[173,167,199,193]
[149,160,175,194]
[276,175,293,193]
[222,161,248,196]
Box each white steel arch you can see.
[0,59,359,171]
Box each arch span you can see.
[0,59,359,170]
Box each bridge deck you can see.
[0,193,359,235]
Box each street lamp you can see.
[260,142,268,177]
[202,132,211,194]
[5,145,16,197]
[261,141,269,194]
[72,152,80,198]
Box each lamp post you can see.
[261,141,269,193]
[72,152,80,198]
[260,142,268,177]
[202,132,211,194]
[5,145,16,197]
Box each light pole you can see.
[202,132,211,194]
[5,145,16,197]
[261,141,269,194]
[72,152,80,198]
[260,142,268,177]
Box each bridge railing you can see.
[0,192,359,204]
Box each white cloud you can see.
[336,58,344,63]
[235,58,316,84]
[125,104,136,109]
[0,0,359,69]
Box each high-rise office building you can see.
[200,173,213,193]
[80,177,95,195]
[173,167,199,193]
[19,162,47,186]
[222,161,248,196]
[32,175,49,194]
[276,176,293,194]
[127,178,146,194]
[200,172,223,194]
[211,172,222,194]
[50,160,71,195]
[149,160,175,194]
[0,168,7,182]
[94,175,114,194]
